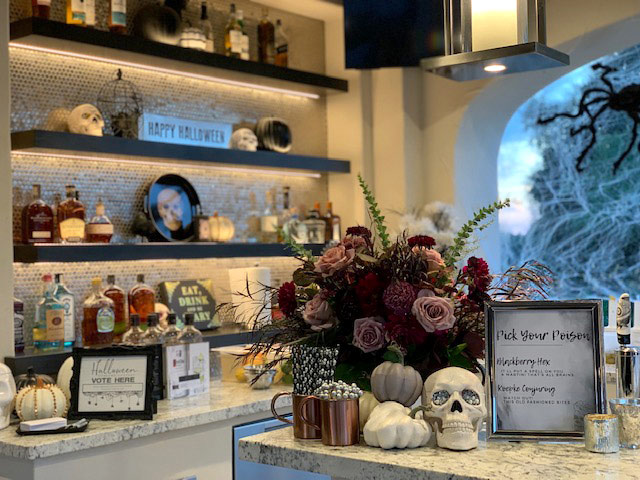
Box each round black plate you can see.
[147,174,201,242]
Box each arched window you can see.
[498,43,640,299]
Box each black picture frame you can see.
[68,346,156,421]
[485,300,606,440]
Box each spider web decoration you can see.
[500,43,640,300]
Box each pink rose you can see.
[342,235,367,251]
[412,296,456,333]
[303,293,336,332]
[353,317,386,353]
[314,245,355,276]
[412,246,446,272]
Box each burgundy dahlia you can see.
[277,282,297,317]
[383,281,417,316]
[385,314,428,348]
[355,273,383,316]
[463,256,491,292]
[407,235,436,249]
[345,226,372,238]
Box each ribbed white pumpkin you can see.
[56,356,74,404]
[209,212,235,242]
[359,391,380,431]
[15,378,68,421]
[370,362,422,407]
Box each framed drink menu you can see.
[485,301,606,440]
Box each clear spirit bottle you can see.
[33,274,65,351]
[122,314,145,345]
[162,313,182,346]
[200,0,214,53]
[224,3,242,58]
[142,313,165,345]
[53,273,75,348]
[178,314,203,344]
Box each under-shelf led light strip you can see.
[12,151,322,179]
[8,42,321,100]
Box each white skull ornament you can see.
[68,104,104,136]
[0,363,16,430]
[229,128,258,151]
[157,188,183,232]
[422,367,486,451]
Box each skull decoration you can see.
[422,367,486,451]
[229,128,258,151]
[67,104,104,136]
[0,363,16,430]
[157,188,184,232]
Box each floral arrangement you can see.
[246,175,552,388]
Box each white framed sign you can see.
[164,342,210,400]
[140,113,232,148]
[485,300,606,440]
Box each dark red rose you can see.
[463,256,491,293]
[345,226,372,238]
[385,314,428,348]
[383,281,417,316]
[408,235,436,249]
[277,282,297,317]
[355,273,384,316]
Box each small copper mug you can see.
[271,392,322,439]
[300,396,360,446]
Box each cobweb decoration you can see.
[501,43,640,300]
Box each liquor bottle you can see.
[237,9,249,60]
[22,184,54,244]
[177,313,203,344]
[162,313,181,346]
[104,275,128,342]
[108,0,127,34]
[224,3,242,58]
[82,277,115,347]
[246,191,260,243]
[122,314,145,345]
[53,274,75,348]
[128,274,155,330]
[33,274,65,351]
[84,0,95,27]
[142,313,164,345]
[275,19,288,67]
[324,202,341,243]
[31,0,51,19]
[258,7,275,64]
[66,0,85,25]
[260,189,279,243]
[277,186,291,242]
[58,185,85,243]
[283,207,308,244]
[303,202,326,244]
[200,1,214,53]
[86,199,114,243]
[14,298,25,354]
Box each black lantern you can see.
[97,69,143,139]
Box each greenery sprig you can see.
[280,227,315,261]
[444,199,511,267]
[358,174,390,249]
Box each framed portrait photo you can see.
[68,346,156,421]
[485,300,606,440]
[147,174,201,242]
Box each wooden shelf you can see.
[11,130,351,174]
[14,242,324,263]
[9,18,348,96]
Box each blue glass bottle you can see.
[33,274,65,351]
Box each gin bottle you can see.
[33,274,65,351]
[53,273,75,348]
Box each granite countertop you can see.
[239,428,640,480]
[0,382,290,461]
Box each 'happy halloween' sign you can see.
[139,113,232,148]
[159,279,220,330]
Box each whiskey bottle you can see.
[58,185,85,243]
[22,184,54,244]
[237,9,249,61]
[275,19,288,67]
[324,202,341,243]
[82,277,115,347]
[200,0,214,53]
[109,0,127,34]
[31,0,51,19]
[84,0,95,27]
[142,313,165,345]
[14,298,25,354]
[104,275,128,342]
[177,313,203,344]
[128,274,155,330]
[258,7,275,63]
[260,189,279,243]
[66,0,85,25]
[224,3,242,58]
[33,274,65,352]
[162,313,181,346]
[53,274,75,348]
[121,314,145,345]
[86,199,114,243]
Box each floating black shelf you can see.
[14,242,325,263]
[9,18,348,95]
[11,130,351,174]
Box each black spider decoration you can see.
[537,63,640,174]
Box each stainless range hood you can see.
[421,0,569,81]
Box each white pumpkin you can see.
[16,378,68,421]
[209,212,235,242]
[363,401,431,449]
[359,391,380,431]
[371,361,422,407]
[56,356,74,404]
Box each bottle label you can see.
[59,294,75,342]
[37,0,51,6]
[14,306,24,349]
[241,34,250,60]
[70,0,85,22]
[230,30,243,53]
[59,217,85,242]
[32,231,52,239]
[86,223,114,235]
[111,0,126,25]
[332,223,341,242]
[276,44,288,54]
[45,308,65,341]
[261,215,279,233]
[97,307,115,333]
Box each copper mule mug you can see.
[271,392,322,439]
[300,396,360,446]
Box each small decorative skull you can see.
[67,104,104,136]
[422,367,486,451]
[229,128,258,151]
[157,188,184,232]
[0,363,16,430]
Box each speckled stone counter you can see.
[239,427,640,480]
[0,382,290,461]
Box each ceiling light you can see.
[484,64,507,72]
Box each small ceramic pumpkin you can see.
[16,378,68,421]
[56,357,74,404]
[209,212,235,242]
[256,116,292,153]
[14,366,54,392]
[370,361,422,407]
[363,401,431,449]
[359,391,380,431]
